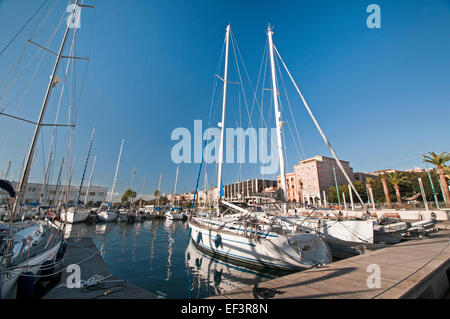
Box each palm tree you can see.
[365,177,375,208]
[380,174,392,208]
[365,177,373,189]
[154,190,160,205]
[445,166,450,180]
[386,172,409,207]
[121,188,137,206]
[298,179,304,204]
[423,152,450,206]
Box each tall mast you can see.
[157,172,162,206]
[11,2,78,216]
[38,152,53,208]
[52,157,65,206]
[109,138,124,204]
[84,155,96,205]
[216,24,230,213]
[173,165,179,203]
[2,161,11,180]
[204,167,207,209]
[76,127,95,206]
[139,172,146,208]
[267,26,287,201]
[130,166,137,190]
[6,2,79,266]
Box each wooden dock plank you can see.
[44,237,156,299]
[209,231,450,299]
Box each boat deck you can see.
[209,230,450,299]
[43,237,156,299]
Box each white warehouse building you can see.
[0,181,107,206]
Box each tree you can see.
[298,179,304,204]
[380,174,392,208]
[154,190,161,206]
[275,188,285,202]
[386,172,409,207]
[327,181,368,205]
[445,166,450,180]
[121,189,137,207]
[365,177,375,206]
[423,152,450,206]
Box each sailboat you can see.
[61,127,96,224]
[188,25,332,271]
[0,2,91,298]
[165,166,186,220]
[98,139,124,222]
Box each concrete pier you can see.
[44,237,156,299]
[209,231,450,299]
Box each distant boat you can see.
[373,220,408,244]
[98,139,124,223]
[63,127,96,224]
[97,210,117,223]
[165,207,186,220]
[61,207,90,224]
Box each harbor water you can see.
[64,219,282,299]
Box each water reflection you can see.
[63,220,281,298]
[165,220,174,281]
[185,240,277,297]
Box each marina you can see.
[4,216,447,299]
[0,0,449,303]
[45,219,285,299]
[210,229,450,299]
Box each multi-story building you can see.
[204,187,219,206]
[277,172,298,202]
[278,155,355,204]
[370,169,398,176]
[353,171,378,182]
[171,188,219,207]
[0,181,107,206]
[223,179,277,202]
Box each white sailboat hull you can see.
[280,217,375,244]
[188,219,332,271]
[165,211,185,220]
[1,237,61,299]
[373,221,408,244]
[97,211,117,222]
[61,210,90,224]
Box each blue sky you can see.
[0,0,449,199]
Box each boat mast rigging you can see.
[267,26,287,202]
[109,138,125,205]
[84,155,96,205]
[272,45,366,207]
[173,165,179,206]
[76,126,95,207]
[216,24,231,215]
[6,1,82,266]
